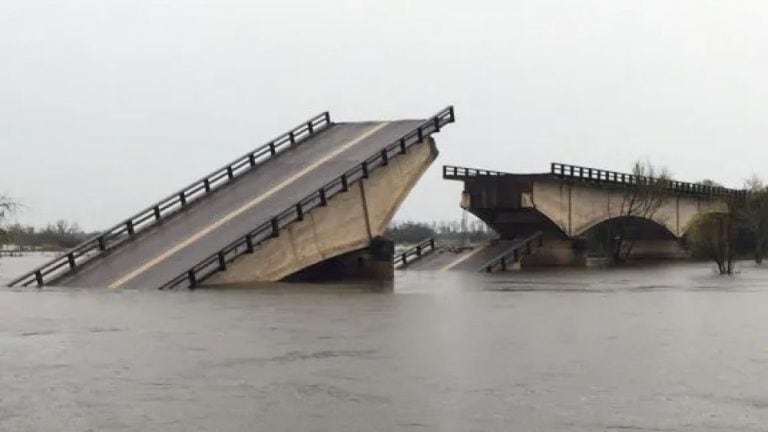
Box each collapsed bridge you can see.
[9,107,455,289]
[443,163,744,266]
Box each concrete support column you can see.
[286,237,394,282]
[625,240,687,260]
[520,239,587,268]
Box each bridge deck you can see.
[395,246,472,271]
[447,240,528,272]
[400,240,526,272]
[59,120,424,288]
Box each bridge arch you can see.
[528,179,730,239]
[575,215,677,240]
[577,215,678,240]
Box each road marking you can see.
[109,122,391,288]
[439,244,488,272]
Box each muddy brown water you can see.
[2,253,768,431]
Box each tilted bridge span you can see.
[9,107,455,289]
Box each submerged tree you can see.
[733,175,768,264]
[687,212,736,275]
[609,160,672,263]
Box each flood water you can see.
[2,254,768,431]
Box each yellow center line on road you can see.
[108,122,391,289]
[439,245,487,272]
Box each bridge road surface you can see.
[59,120,424,289]
[401,239,530,272]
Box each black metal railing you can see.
[551,163,747,198]
[481,232,543,273]
[159,106,456,290]
[393,238,437,268]
[443,165,509,180]
[8,112,332,288]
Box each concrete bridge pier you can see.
[618,239,688,261]
[511,238,686,268]
[518,238,688,267]
[519,238,587,268]
[286,237,395,282]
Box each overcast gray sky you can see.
[2,0,768,231]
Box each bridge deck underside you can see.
[470,209,677,241]
[469,208,566,240]
[59,120,423,288]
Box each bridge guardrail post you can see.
[245,235,254,254]
[341,175,348,192]
[318,188,327,206]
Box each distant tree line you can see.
[0,195,94,252]
[1,220,92,251]
[386,219,497,245]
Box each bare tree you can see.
[687,212,735,275]
[0,194,18,247]
[0,194,16,222]
[610,160,671,262]
[733,175,768,264]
